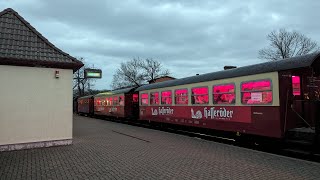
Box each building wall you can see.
[0,65,73,148]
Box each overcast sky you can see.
[1,0,320,90]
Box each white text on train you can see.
[151,107,174,115]
[191,107,234,119]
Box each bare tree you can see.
[111,58,170,89]
[259,28,319,61]
[73,57,96,96]
[140,58,170,83]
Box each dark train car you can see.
[77,95,94,116]
[136,53,320,139]
[94,87,139,119]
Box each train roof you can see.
[136,52,320,91]
[94,87,136,97]
[77,95,94,99]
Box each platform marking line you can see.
[112,130,151,143]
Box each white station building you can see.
[0,8,83,151]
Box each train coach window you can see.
[119,96,124,106]
[175,89,188,105]
[191,87,209,104]
[150,92,159,105]
[141,93,149,105]
[108,97,113,106]
[161,91,172,105]
[113,96,119,105]
[213,84,235,104]
[241,79,272,105]
[292,76,301,96]
[133,94,139,102]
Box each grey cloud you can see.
[1,0,320,89]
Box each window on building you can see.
[175,89,188,105]
[241,79,272,104]
[119,96,124,106]
[141,93,149,105]
[150,92,159,105]
[133,94,139,102]
[292,76,301,96]
[191,87,209,104]
[161,91,172,105]
[213,84,235,104]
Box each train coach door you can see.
[291,72,320,128]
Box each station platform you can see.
[1,115,320,180]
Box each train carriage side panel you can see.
[78,96,94,115]
[139,72,282,138]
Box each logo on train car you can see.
[151,107,174,116]
[191,107,234,120]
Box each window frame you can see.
[191,86,209,105]
[212,83,236,105]
[174,88,189,105]
[161,90,173,105]
[113,96,119,106]
[240,78,273,105]
[119,95,125,106]
[150,91,160,105]
[140,93,149,106]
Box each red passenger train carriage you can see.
[93,87,139,119]
[136,53,320,139]
[77,95,94,116]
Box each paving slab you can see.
[1,115,320,180]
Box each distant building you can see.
[0,8,83,151]
[148,76,176,84]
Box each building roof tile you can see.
[0,8,83,71]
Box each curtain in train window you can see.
[213,84,235,104]
[119,96,125,106]
[175,89,188,105]
[292,76,301,96]
[133,94,139,102]
[191,87,209,104]
[150,92,159,105]
[161,91,172,105]
[241,79,272,104]
[141,93,149,105]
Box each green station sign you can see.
[84,69,102,78]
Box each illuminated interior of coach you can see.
[141,93,148,105]
[191,87,209,104]
[161,91,172,104]
[175,89,188,104]
[133,94,139,102]
[213,84,235,104]
[292,76,301,96]
[150,92,159,105]
[241,79,273,104]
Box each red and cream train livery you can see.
[93,87,139,119]
[136,53,320,139]
[78,53,320,140]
